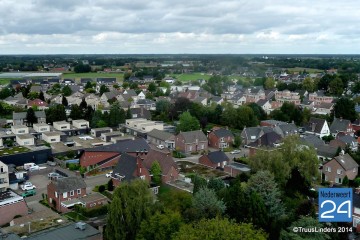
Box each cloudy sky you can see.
[0,0,359,54]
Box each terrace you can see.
[177,161,229,179]
[0,146,30,156]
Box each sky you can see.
[0,0,359,54]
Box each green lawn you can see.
[62,72,124,82]
[286,67,324,73]
[0,78,16,85]
[0,146,30,156]
[171,73,211,82]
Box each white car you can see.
[21,182,36,191]
[157,145,165,150]
[106,171,113,178]
[230,150,241,154]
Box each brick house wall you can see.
[161,166,179,183]
[208,132,234,149]
[0,200,28,225]
[175,134,208,153]
[84,197,108,209]
[199,155,228,169]
[323,160,358,184]
[47,182,86,212]
[224,165,241,177]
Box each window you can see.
[24,141,29,145]
[0,167,3,173]
[55,192,58,198]
[18,130,25,133]
[337,169,342,175]
[61,126,67,129]
[201,144,204,150]
[70,190,74,196]
[188,146,192,152]
[327,167,331,172]
[40,128,48,131]
[63,192,67,198]
[77,189,81,194]
[140,175,145,180]
[354,168,357,173]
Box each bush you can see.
[107,179,114,191]
[75,204,108,218]
[99,185,106,193]
[354,177,360,187]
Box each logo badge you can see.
[319,188,352,222]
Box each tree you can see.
[109,101,126,127]
[62,85,72,96]
[192,174,207,195]
[97,120,108,128]
[207,177,225,195]
[150,161,162,185]
[26,107,37,126]
[233,135,242,148]
[176,112,200,133]
[332,97,357,122]
[126,107,132,119]
[27,91,39,100]
[342,175,349,186]
[172,218,267,240]
[83,106,94,121]
[0,87,13,99]
[100,85,110,96]
[302,77,314,92]
[69,104,83,120]
[106,180,154,240]
[147,82,157,93]
[74,63,91,73]
[45,104,66,124]
[137,211,183,240]
[170,97,191,120]
[79,98,87,110]
[329,77,344,96]
[247,171,285,219]
[85,81,93,90]
[62,96,68,107]
[107,179,114,191]
[247,103,267,121]
[192,187,226,219]
[264,78,275,89]
[91,110,103,128]
[280,216,331,240]
[39,91,45,101]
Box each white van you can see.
[29,165,40,171]
[24,163,36,171]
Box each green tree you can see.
[27,91,39,100]
[109,101,126,127]
[264,77,275,89]
[79,98,87,110]
[207,177,225,195]
[233,135,242,148]
[126,107,132,119]
[247,171,285,219]
[69,104,83,120]
[192,187,226,219]
[62,96,68,107]
[137,211,183,240]
[332,97,357,122]
[91,110,103,128]
[280,216,331,240]
[45,104,66,124]
[172,218,267,240]
[39,91,45,101]
[106,180,154,240]
[150,161,162,185]
[176,112,200,133]
[0,87,13,99]
[85,81,93,90]
[147,82,157,93]
[192,174,207,194]
[342,175,349,186]
[97,120,108,128]
[62,85,72,96]
[302,77,314,92]
[74,63,91,73]
[329,77,344,96]
[83,106,94,121]
[100,85,110,96]
[26,107,37,126]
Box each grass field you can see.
[172,73,212,82]
[286,67,324,73]
[62,72,124,82]
[0,78,18,85]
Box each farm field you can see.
[172,73,212,82]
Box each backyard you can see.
[177,161,228,179]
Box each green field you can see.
[172,73,212,82]
[0,78,18,85]
[286,67,324,73]
[62,72,124,82]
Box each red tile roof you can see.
[28,99,48,107]
[80,151,120,167]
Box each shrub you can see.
[107,179,114,191]
[99,185,106,193]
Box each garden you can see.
[177,161,228,179]
[0,146,30,156]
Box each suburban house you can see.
[248,131,282,156]
[11,125,29,135]
[72,119,89,129]
[256,99,272,114]
[322,153,359,184]
[16,134,35,146]
[27,99,49,110]
[309,91,334,105]
[313,102,334,115]
[111,153,150,187]
[304,117,330,138]
[147,129,175,149]
[175,130,208,153]
[123,118,164,138]
[241,126,273,145]
[91,127,112,137]
[208,128,234,149]
[199,151,230,169]
[330,118,354,137]
[224,162,251,177]
[47,177,87,212]
[53,121,71,131]
[142,149,179,183]
[33,123,50,133]
[273,123,298,138]
[0,190,29,226]
[13,111,46,126]
[329,135,358,152]
[42,131,63,143]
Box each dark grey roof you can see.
[242,126,273,140]
[47,78,60,83]
[249,131,282,147]
[13,111,46,120]
[102,91,118,99]
[130,107,151,119]
[338,135,356,144]
[316,145,337,159]
[305,117,327,134]
[274,123,298,137]
[80,78,93,83]
[213,128,234,138]
[123,89,137,96]
[211,96,223,102]
[112,153,138,182]
[333,154,359,171]
[330,118,352,133]
[256,99,268,107]
[147,129,173,141]
[0,233,21,240]
[301,135,325,147]
[26,223,100,240]
[69,85,81,93]
[178,130,207,143]
[206,151,229,164]
[52,177,86,193]
[97,78,116,83]
[137,99,155,105]
[87,138,150,153]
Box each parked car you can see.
[106,171,113,178]
[21,182,36,191]
[157,145,165,150]
[230,150,241,154]
[28,165,40,171]
[21,189,36,198]
[47,161,56,166]
[24,163,37,171]
[48,172,60,178]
